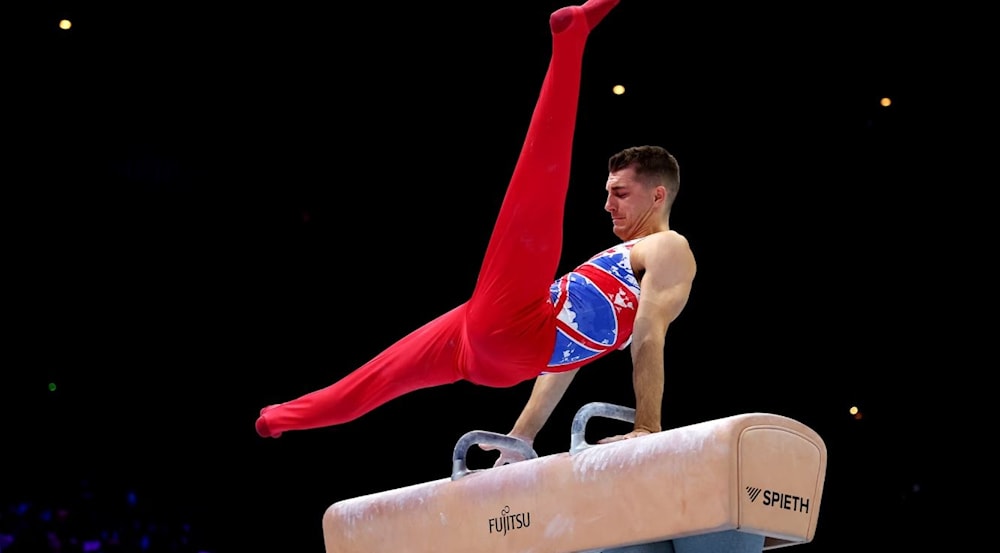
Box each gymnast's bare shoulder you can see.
[630,230,696,285]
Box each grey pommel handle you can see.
[570,402,636,455]
[451,430,539,481]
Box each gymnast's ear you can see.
[655,185,668,205]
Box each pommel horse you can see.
[322,403,828,553]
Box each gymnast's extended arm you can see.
[600,231,696,443]
[481,368,579,466]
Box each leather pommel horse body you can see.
[322,403,827,553]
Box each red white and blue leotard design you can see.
[547,238,641,369]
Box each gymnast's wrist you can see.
[508,431,534,445]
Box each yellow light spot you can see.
[613,85,625,95]
[880,97,891,107]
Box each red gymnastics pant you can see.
[257,0,620,438]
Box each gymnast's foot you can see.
[550,0,620,34]
[256,405,282,438]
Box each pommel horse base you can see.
[323,403,828,553]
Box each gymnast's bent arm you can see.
[600,231,696,443]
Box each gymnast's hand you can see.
[597,429,652,444]
[478,435,534,468]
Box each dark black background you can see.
[7,1,980,551]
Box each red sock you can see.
[550,0,620,34]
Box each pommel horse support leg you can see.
[322,404,828,553]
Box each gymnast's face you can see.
[604,166,663,241]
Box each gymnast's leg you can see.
[464,0,620,383]
[256,306,468,438]
[255,0,621,437]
